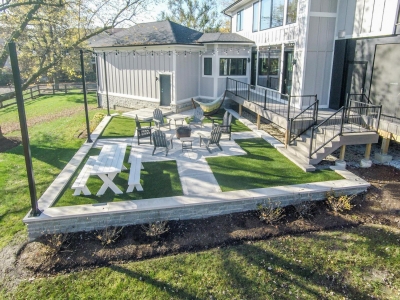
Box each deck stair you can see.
[277,128,379,172]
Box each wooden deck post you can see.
[238,104,242,116]
[365,144,372,160]
[256,114,261,129]
[339,145,346,161]
[381,133,391,155]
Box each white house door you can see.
[160,74,171,106]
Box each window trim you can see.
[236,9,244,32]
[285,0,298,25]
[203,57,213,76]
[252,1,260,32]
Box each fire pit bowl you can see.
[176,126,192,139]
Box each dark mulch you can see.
[0,136,21,152]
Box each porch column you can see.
[335,145,347,169]
[238,104,242,116]
[375,132,393,163]
[256,114,261,129]
[360,143,373,168]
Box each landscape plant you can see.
[257,200,285,225]
[326,189,355,213]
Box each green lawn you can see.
[0,93,97,127]
[5,225,399,299]
[0,93,104,249]
[207,138,343,191]
[99,115,136,138]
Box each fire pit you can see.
[176,126,192,139]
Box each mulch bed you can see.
[18,165,400,276]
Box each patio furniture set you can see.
[71,108,233,197]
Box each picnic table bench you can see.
[127,152,144,192]
[71,156,97,196]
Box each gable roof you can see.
[90,20,203,48]
[197,33,253,43]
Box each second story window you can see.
[237,10,244,31]
[260,0,285,30]
[253,2,260,32]
[286,0,298,24]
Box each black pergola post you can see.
[8,42,40,217]
[80,49,93,143]
[103,52,110,116]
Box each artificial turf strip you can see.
[99,115,136,138]
[53,148,183,207]
[206,138,343,191]
[8,225,400,299]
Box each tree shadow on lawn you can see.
[220,240,374,299]
[108,265,199,299]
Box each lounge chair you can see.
[135,115,152,145]
[152,130,173,156]
[153,108,171,130]
[211,111,232,140]
[189,107,205,128]
[198,125,222,153]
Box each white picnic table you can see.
[91,143,127,196]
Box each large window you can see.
[236,10,244,31]
[260,0,292,30]
[253,2,259,32]
[220,58,247,76]
[204,57,212,75]
[286,0,298,24]
[258,46,281,90]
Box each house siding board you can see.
[200,77,214,97]
[176,54,199,101]
[337,0,398,38]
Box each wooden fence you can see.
[0,83,97,108]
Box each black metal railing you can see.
[308,107,345,158]
[308,100,382,158]
[288,96,318,144]
[346,93,372,106]
[226,77,292,118]
[345,100,382,132]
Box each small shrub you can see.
[142,221,169,237]
[294,200,316,220]
[96,226,124,246]
[43,232,70,254]
[326,190,355,213]
[257,201,285,225]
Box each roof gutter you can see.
[221,0,243,17]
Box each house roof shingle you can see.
[90,20,204,48]
[197,33,253,43]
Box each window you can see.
[220,58,247,76]
[286,0,298,24]
[260,0,284,30]
[204,57,212,75]
[257,46,281,90]
[236,10,244,31]
[253,2,259,32]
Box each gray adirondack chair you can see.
[212,111,232,140]
[135,115,152,145]
[153,108,171,130]
[199,125,222,153]
[189,107,205,128]
[152,130,173,156]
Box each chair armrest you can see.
[153,118,161,125]
[197,133,206,138]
